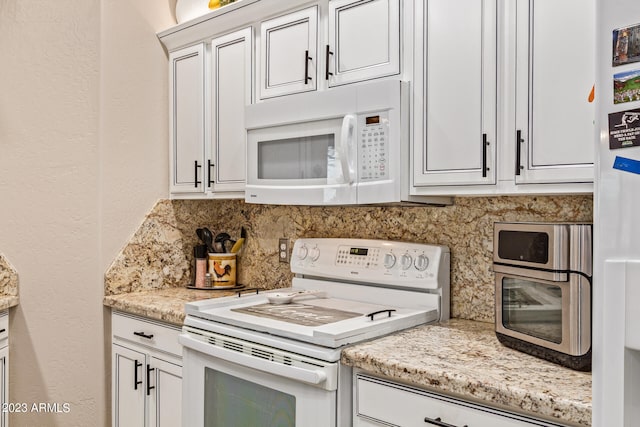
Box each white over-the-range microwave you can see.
[244,79,451,206]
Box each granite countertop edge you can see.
[104,289,591,426]
[103,286,242,326]
[0,296,19,311]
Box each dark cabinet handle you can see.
[366,309,396,321]
[304,50,312,84]
[482,133,489,178]
[424,416,467,427]
[208,160,215,186]
[0,329,6,334]
[133,331,154,340]
[194,160,202,188]
[515,130,523,176]
[325,45,334,81]
[146,365,155,396]
[134,360,142,390]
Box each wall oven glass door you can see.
[181,336,337,427]
[246,115,357,205]
[495,272,590,356]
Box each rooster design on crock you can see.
[212,260,232,280]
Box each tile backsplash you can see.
[104,195,592,322]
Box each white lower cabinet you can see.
[354,373,568,427]
[0,312,8,427]
[111,312,182,427]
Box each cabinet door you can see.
[148,357,182,427]
[260,6,318,99]
[210,28,252,194]
[112,344,146,427]
[0,346,6,427]
[327,0,400,87]
[514,0,595,184]
[412,0,497,187]
[169,44,206,194]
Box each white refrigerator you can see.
[594,0,640,426]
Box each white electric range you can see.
[180,238,450,427]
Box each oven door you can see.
[180,330,339,427]
[245,115,357,205]
[495,272,590,357]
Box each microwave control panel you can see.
[359,112,389,181]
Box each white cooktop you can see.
[184,238,449,349]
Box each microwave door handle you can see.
[339,114,356,184]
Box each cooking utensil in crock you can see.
[202,228,215,253]
[214,232,232,253]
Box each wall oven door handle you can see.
[339,114,356,184]
[179,334,328,385]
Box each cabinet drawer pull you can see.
[515,130,524,176]
[146,364,155,396]
[133,331,154,340]
[325,45,334,81]
[134,360,142,390]
[482,133,489,178]
[304,50,313,84]
[0,329,6,334]
[424,416,467,427]
[208,160,215,186]
[194,160,202,188]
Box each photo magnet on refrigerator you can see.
[608,108,640,148]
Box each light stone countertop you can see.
[0,253,19,309]
[341,318,591,427]
[104,291,590,426]
[0,296,19,312]
[103,287,245,325]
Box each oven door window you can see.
[205,368,295,426]
[501,277,563,344]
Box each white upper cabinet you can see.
[169,44,206,194]
[413,0,497,187]
[166,27,252,199]
[259,7,318,99]
[514,0,595,184]
[326,0,400,87]
[411,0,594,195]
[160,0,593,198]
[210,27,253,194]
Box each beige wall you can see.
[0,0,173,425]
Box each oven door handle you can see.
[179,334,328,385]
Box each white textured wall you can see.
[0,0,172,425]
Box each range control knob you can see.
[414,254,430,271]
[400,253,413,270]
[296,244,308,260]
[309,245,320,261]
[383,252,396,269]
